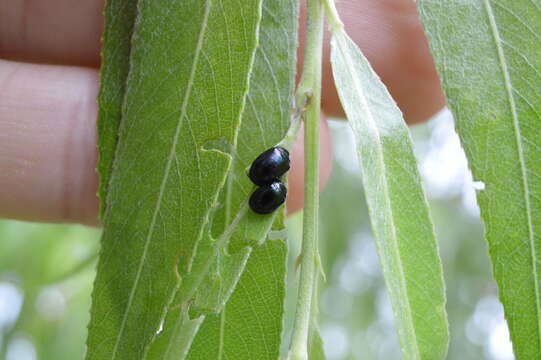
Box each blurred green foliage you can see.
[0,222,99,360]
[0,115,505,360]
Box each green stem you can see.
[322,0,343,32]
[288,0,324,358]
[279,108,304,151]
[278,84,312,152]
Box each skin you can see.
[0,0,444,226]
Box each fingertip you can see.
[0,0,104,67]
[301,0,445,123]
[0,59,100,225]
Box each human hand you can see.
[0,0,444,225]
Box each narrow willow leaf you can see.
[146,203,254,360]
[330,29,449,359]
[188,0,298,354]
[147,207,271,360]
[86,0,263,359]
[150,1,298,357]
[171,204,255,315]
[308,322,326,360]
[96,0,138,217]
[417,1,541,358]
[190,246,252,313]
[146,305,203,360]
[188,238,288,360]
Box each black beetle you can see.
[248,147,290,186]
[249,181,287,214]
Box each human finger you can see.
[0,59,100,225]
[0,58,332,225]
[299,0,445,124]
[0,0,104,67]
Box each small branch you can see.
[278,89,311,151]
[288,0,324,358]
[322,0,343,32]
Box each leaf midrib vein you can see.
[482,0,541,344]
[110,1,212,358]
[334,30,421,358]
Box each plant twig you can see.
[278,93,310,151]
[322,0,343,32]
[288,0,324,358]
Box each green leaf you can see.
[86,0,263,358]
[417,1,541,358]
[308,321,326,360]
[96,0,138,218]
[188,238,287,360]
[146,304,204,360]
[329,28,449,359]
[146,201,256,359]
[149,0,298,357]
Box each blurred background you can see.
[0,110,514,360]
